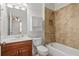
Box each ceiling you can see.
[6,3,70,12]
[45,3,70,11]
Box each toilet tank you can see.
[33,38,42,46]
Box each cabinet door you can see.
[19,49,32,56]
[19,44,32,56]
[1,43,18,56]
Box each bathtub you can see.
[46,42,79,56]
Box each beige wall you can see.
[45,4,79,49]
[55,4,79,49]
[44,7,56,44]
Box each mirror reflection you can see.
[1,3,44,38]
[6,3,27,35]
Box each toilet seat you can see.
[37,45,48,52]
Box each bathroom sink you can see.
[1,35,31,43]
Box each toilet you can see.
[37,45,48,56]
[33,38,48,56]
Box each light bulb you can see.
[7,4,13,8]
[15,6,20,9]
[21,7,26,11]
[23,3,27,7]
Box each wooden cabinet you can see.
[1,40,32,56]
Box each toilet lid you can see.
[37,45,48,52]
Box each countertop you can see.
[1,36,32,44]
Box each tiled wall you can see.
[55,4,79,49]
[45,4,79,49]
[44,7,56,44]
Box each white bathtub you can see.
[46,42,79,56]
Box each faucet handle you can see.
[3,42,6,45]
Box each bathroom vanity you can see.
[1,36,32,56]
